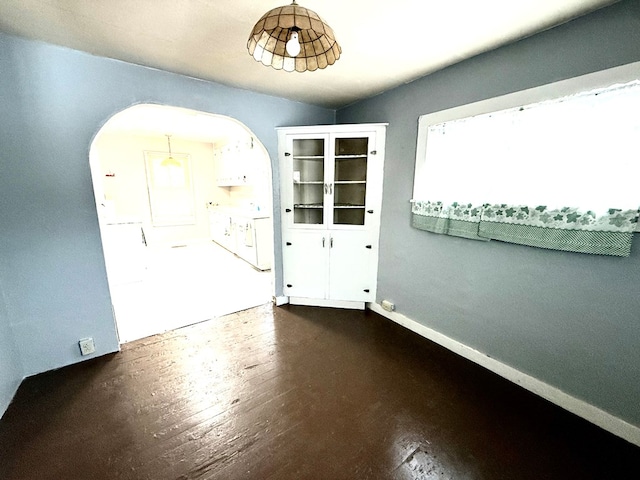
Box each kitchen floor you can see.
[109,241,273,343]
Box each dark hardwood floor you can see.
[1,304,639,479]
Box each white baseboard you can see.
[290,297,365,310]
[368,302,640,447]
[273,296,289,306]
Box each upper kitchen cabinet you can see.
[215,137,262,187]
[278,124,386,231]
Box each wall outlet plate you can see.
[381,300,395,312]
[78,337,96,356]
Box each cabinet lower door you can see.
[235,220,257,267]
[328,230,377,302]
[282,231,328,299]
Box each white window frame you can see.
[413,61,640,231]
[144,151,196,227]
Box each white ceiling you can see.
[0,0,618,109]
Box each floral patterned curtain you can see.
[411,201,486,241]
[412,201,639,257]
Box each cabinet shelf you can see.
[335,155,367,159]
[293,181,365,185]
[293,204,365,209]
[293,155,325,160]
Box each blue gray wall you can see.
[0,278,22,418]
[0,31,334,416]
[337,0,640,427]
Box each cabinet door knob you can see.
[285,208,292,213]
[287,284,293,288]
[364,289,370,293]
[286,242,292,246]
[370,150,377,155]
[367,210,374,214]
[365,245,372,249]
[285,152,291,156]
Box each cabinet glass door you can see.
[292,138,326,225]
[332,136,369,225]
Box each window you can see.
[413,62,640,216]
[144,151,195,226]
[411,62,640,256]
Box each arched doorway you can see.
[90,104,274,343]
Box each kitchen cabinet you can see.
[214,142,256,187]
[101,222,146,285]
[278,124,386,309]
[208,209,234,251]
[233,216,272,271]
[208,206,272,271]
[216,166,249,187]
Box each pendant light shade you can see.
[247,1,341,73]
[162,135,181,167]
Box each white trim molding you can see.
[290,297,365,310]
[272,296,289,306]
[368,302,640,447]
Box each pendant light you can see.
[247,1,341,73]
[161,135,181,167]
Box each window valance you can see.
[412,201,639,257]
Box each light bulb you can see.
[286,31,301,57]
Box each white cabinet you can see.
[278,124,386,309]
[215,141,261,187]
[101,222,146,285]
[282,230,376,303]
[208,209,234,251]
[233,216,273,271]
[215,149,250,186]
[208,207,272,271]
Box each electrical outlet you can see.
[381,300,395,312]
[78,337,95,356]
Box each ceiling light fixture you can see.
[247,1,341,73]
[162,135,181,167]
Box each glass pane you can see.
[293,158,323,183]
[294,207,323,224]
[335,157,366,182]
[293,138,324,157]
[294,182,324,206]
[334,183,366,206]
[333,208,365,225]
[335,137,368,156]
[293,138,325,225]
[334,137,367,226]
